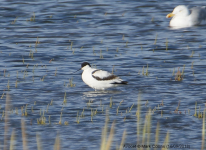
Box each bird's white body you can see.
[80,62,127,91]
[166,5,206,28]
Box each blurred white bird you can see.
[75,62,127,91]
[166,5,206,28]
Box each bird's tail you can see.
[201,6,206,20]
[111,81,128,84]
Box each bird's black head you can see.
[81,62,91,68]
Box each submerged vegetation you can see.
[1,92,205,149]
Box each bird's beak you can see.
[166,13,174,18]
[73,68,81,74]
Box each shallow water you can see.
[0,0,206,149]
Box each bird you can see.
[75,62,127,91]
[166,5,206,28]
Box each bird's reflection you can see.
[83,90,122,98]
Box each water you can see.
[0,0,206,149]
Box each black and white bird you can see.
[166,5,206,28]
[76,62,127,91]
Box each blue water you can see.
[0,0,206,149]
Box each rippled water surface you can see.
[0,0,206,149]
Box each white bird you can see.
[166,5,206,28]
[76,62,127,91]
